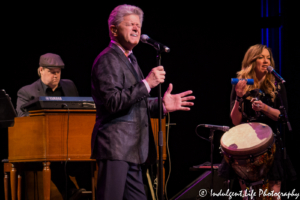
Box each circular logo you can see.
[199,189,207,197]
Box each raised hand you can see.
[235,80,247,97]
[163,83,195,113]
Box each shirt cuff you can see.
[142,79,167,114]
[163,103,168,114]
[142,79,151,93]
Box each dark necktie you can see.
[128,53,143,79]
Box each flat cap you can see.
[39,53,65,68]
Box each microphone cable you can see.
[154,113,172,200]
[195,124,210,142]
[164,112,171,200]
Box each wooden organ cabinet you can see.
[6,109,167,200]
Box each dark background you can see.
[1,1,299,199]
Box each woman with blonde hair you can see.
[219,44,296,199]
[231,44,278,125]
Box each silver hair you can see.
[108,4,144,39]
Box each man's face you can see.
[40,67,61,89]
[112,14,141,51]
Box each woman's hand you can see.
[235,80,247,97]
[251,98,266,111]
[251,98,280,121]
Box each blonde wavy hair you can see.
[237,44,276,101]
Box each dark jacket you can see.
[16,79,79,117]
[91,42,158,164]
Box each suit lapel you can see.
[60,80,69,96]
[129,53,144,80]
[110,43,141,82]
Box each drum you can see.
[220,122,276,182]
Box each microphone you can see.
[231,78,254,85]
[140,34,170,53]
[198,124,230,132]
[267,66,286,83]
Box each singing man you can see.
[91,4,195,200]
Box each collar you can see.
[40,79,61,93]
[110,40,133,57]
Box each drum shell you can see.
[223,143,276,181]
[220,123,276,181]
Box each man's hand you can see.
[163,83,195,112]
[145,66,166,88]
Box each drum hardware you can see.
[249,155,254,163]
[220,137,274,161]
[267,146,272,155]
[236,159,247,165]
[219,147,235,165]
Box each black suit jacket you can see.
[16,79,79,117]
[91,42,158,164]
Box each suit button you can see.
[145,124,148,127]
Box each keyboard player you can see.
[16,53,78,117]
[15,53,90,200]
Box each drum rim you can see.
[220,138,275,160]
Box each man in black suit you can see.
[16,53,78,117]
[91,4,195,200]
[16,53,90,200]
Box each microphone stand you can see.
[208,128,215,200]
[277,82,292,197]
[156,47,164,200]
[195,125,229,200]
